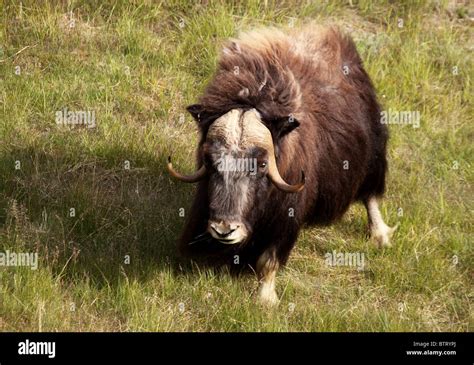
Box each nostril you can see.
[210,225,228,237]
[210,225,220,235]
[220,228,235,238]
[210,225,237,238]
[226,227,237,236]
[209,221,243,240]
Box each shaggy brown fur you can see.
[177,25,388,272]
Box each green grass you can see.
[0,0,472,331]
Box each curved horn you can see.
[267,151,305,193]
[167,156,207,183]
[241,109,305,193]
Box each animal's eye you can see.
[260,162,267,168]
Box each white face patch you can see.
[206,108,272,244]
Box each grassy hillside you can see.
[0,0,472,331]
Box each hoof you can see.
[372,222,399,248]
[257,288,279,307]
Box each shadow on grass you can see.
[0,135,199,289]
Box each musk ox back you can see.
[168,25,397,305]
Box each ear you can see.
[186,104,205,121]
[270,115,300,140]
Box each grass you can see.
[0,0,472,331]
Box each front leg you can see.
[256,247,280,306]
[255,204,300,306]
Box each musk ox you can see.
[167,25,397,305]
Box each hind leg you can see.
[364,196,398,248]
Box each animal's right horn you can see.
[167,156,207,183]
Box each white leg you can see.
[365,196,398,248]
[256,248,279,306]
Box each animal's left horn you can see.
[267,151,305,193]
[167,156,207,183]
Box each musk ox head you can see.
[168,108,304,245]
